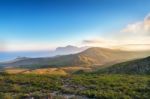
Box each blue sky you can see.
[1,0,150,51]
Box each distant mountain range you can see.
[1,47,150,68]
[51,45,89,56]
[96,56,150,74]
[0,45,89,62]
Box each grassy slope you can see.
[95,56,150,75]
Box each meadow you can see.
[0,73,149,99]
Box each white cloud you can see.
[81,37,119,48]
[121,13,150,35]
[81,13,150,51]
[82,39,106,44]
[113,13,150,46]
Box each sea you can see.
[0,51,51,62]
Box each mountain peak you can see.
[66,45,78,48]
[56,45,78,50]
[80,47,118,54]
[54,45,88,56]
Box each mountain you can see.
[1,47,150,68]
[52,45,89,56]
[96,56,150,74]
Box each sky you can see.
[0,0,150,52]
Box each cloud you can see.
[81,38,119,48]
[81,13,150,51]
[82,39,104,44]
[114,13,150,46]
[121,13,150,35]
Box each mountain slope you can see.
[1,47,150,68]
[75,47,150,65]
[96,56,150,74]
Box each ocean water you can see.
[0,51,51,62]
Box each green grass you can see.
[69,74,150,98]
[0,73,150,99]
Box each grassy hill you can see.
[96,56,150,74]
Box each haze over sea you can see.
[0,51,50,62]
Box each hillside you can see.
[1,47,150,68]
[96,56,150,74]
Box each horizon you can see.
[0,0,150,52]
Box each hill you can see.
[1,47,150,68]
[96,56,150,74]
